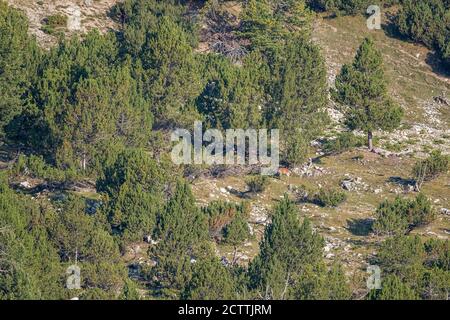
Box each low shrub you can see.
[412,151,449,191]
[313,187,347,207]
[12,154,78,182]
[246,175,270,193]
[373,194,436,236]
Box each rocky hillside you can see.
[6,0,118,47]
[6,0,449,295]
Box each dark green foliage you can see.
[16,30,153,173]
[223,209,252,264]
[246,175,270,193]
[2,0,447,302]
[182,257,237,300]
[223,212,251,246]
[419,267,450,300]
[368,274,419,300]
[412,150,449,191]
[425,238,450,271]
[377,235,426,287]
[12,154,78,183]
[269,37,329,165]
[240,0,313,52]
[97,148,169,242]
[323,132,365,154]
[294,263,352,300]
[196,51,268,130]
[313,187,347,207]
[372,194,436,236]
[203,201,250,238]
[142,16,201,126]
[119,279,141,300]
[333,37,403,150]
[421,239,450,299]
[112,0,201,127]
[0,170,138,300]
[396,0,450,68]
[49,196,127,299]
[42,14,67,35]
[248,196,345,299]
[0,2,39,138]
[0,173,64,299]
[307,0,399,15]
[149,180,209,298]
[373,197,410,236]
[373,235,450,300]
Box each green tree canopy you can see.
[333,37,403,150]
[0,2,39,137]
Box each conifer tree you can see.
[240,0,313,52]
[149,180,209,298]
[141,16,201,127]
[182,257,237,300]
[368,274,419,300]
[0,173,63,299]
[248,196,325,299]
[270,37,329,165]
[333,37,403,151]
[49,196,128,299]
[377,235,425,285]
[0,2,39,137]
[294,263,351,300]
[223,212,251,265]
[196,51,269,130]
[97,148,168,242]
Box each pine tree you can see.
[182,257,237,300]
[377,235,425,285]
[369,274,419,300]
[141,16,201,127]
[248,196,325,299]
[49,196,127,299]
[372,197,410,236]
[56,62,152,172]
[270,36,329,166]
[373,194,436,236]
[23,31,128,169]
[333,37,403,151]
[223,211,251,265]
[97,148,169,242]
[149,180,209,298]
[0,173,64,299]
[240,0,313,52]
[412,150,449,192]
[0,2,39,137]
[196,51,269,130]
[294,262,351,300]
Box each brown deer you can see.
[277,167,291,178]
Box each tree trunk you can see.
[232,246,237,265]
[368,131,373,151]
[82,154,86,171]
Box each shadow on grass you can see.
[228,187,253,199]
[346,218,374,236]
[425,52,450,79]
[387,176,415,187]
[381,12,450,79]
